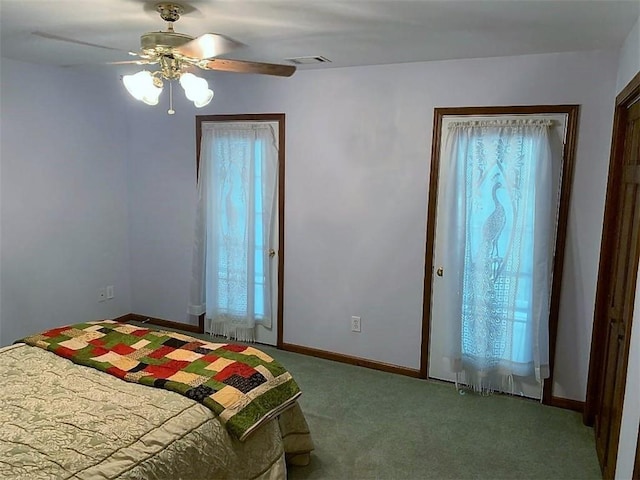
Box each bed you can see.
[0,321,313,479]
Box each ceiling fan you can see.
[119,3,295,77]
[34,3,296,110]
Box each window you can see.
[189,115,284,343]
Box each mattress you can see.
[0,343,313,480]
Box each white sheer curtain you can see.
[189,122,278,342]
[440,119,554,393]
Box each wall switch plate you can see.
[351,316,361,333]
[106,285,114,299]
[98,288,106,302]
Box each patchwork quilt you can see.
[21,320,301,441]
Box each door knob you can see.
[268,249,276,258]
[436,267,444,277]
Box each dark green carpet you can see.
[133,324,600,479]
[260,346,600,480]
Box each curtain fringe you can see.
[210,320,255,343]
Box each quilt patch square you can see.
[114,325,140,335]
[204,357,235,372]
[128,346,154,361]
[185,384,216,402]
[223,372,267,394]
[163,338,189,349]
[55,346,76,359]
[111,356,140,372]
[215,362,257,382]
[112,343,136,356]
[220,344,248,353]
[144,364,180,379]
[165,348,203,362]
[77,331,105,342]
[89,345,109,357]
[130,328,150,337]
[131,339,151,350]
[212,385,243,408]
[164,359,190,371]
[147,345,175,359]
[61,328,89,339]
[57,338,88,351]
[168,371,208,387]
[92,351,125,364]
[242,346,274,363]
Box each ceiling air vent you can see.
[285,55,331,65]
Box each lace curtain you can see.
[439,119,554,393]
[189,122,278,342]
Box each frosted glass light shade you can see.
[180,72,214,108]
[193,89,214,108]
[123,71,162,106]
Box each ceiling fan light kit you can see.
[119,2,295,113]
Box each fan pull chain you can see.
[168,81,175,115]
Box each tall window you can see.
[189,117,281,342]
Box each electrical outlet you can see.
[351,316,361,333]
[106,285,115,299]
[98,288,106,302]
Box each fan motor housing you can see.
[141,31,193,53]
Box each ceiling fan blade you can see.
[202,58,296,77]
[174,33,245,60]
[32,31,124,52]
[106,60,154,65]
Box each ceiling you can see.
[1,0,638,74]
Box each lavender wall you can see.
[0,58,132,346]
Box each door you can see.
[427,112,568,399]
[594,99,640,476]
[194,114,285,346]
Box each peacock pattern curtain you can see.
[441,119,554,393]
[189,122,278,342]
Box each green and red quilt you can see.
[21,320,301,441]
